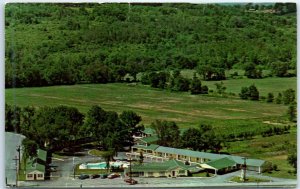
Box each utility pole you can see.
[242,157,247,182]
[12,156,19,187]
[16,145,21,169]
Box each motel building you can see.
[124,159,192,178]
[127,143,265,176]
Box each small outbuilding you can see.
[25,149,47,181]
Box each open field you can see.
[5,79,293,130]
[180,69,296,97]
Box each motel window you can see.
[139,172,144,176]
[148,172,153,176]
[27,174,33,178]
[38,174,43,178]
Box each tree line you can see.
[5,3,296,88]
[141,71,209,94]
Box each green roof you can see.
[133,144,160,151]
[140,136,159,144]
[144,128,156,135]
[129,159,190,172]
[38,149,47,162]
[155,146,265,167]
[155,146,222,160]
[25,149,47,174]
[206,157,236,170]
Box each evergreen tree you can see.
[248,84,259,100]
[287,102,297,122]
[190,74,202,95]
[283,89,295,105]
[239,87,249,100]
[266,92,274,103]
[275,92,283,104]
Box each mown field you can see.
[6,77,296,129]
[5,77,297,178]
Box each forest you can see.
[5,3,296,88]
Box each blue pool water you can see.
[86,162,108,169]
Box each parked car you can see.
[91,174,100,179]
[78,174,89,180]
[100,174,108,179]
[124,178,138,185]
[108,173,120,179]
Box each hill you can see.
[5,3,296,87]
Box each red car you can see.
[108,173,120,179]
[124,178,138,185]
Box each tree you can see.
[287,152,297,173]
[239,87,249,100]
[172,76,190,92]
[85,62,114,83]
[287,102,296,122]
[180,128,202,150]
[266,93,274,103]
[120,110,143,146]
[31,106,84,151]
[271,61,289,77]
[190,74,202,95]
[5,104,21,133]
[22,138,38,171]
[283,89,295,105]
[275,92,283,104]
[102,149,114,172]
[201,85,209,94]
[20,106,36,136]
[215,81,226,95]
[248,84,259,100]
[244,63,262,79]
[151,120,180,147]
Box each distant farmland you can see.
[6,77,295,132]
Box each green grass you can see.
[18,159,27,181]
[229,176,271,183]
[192,172,211,177]
[5,80,292,129]
[203,77,296,97]
[89,150,108,157]
[179,69,296,96]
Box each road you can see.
[5,132,26,186]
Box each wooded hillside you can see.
[5,3,296,87]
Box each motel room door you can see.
[172,171,175,177]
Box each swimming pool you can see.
[79,161,129,169]
[86,162,108,169]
